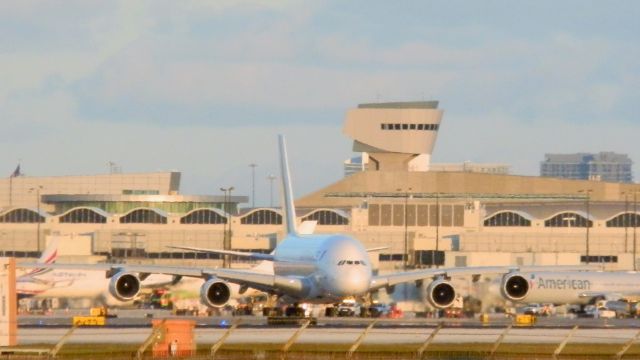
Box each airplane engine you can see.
[200,278,232,308]
[108,272,141,301]
[501,273,529,301]
[425,278,457,309]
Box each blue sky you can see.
[1,1,639,206]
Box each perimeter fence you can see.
[5,320,640,360]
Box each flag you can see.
[10,164,21,178]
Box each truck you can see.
[337,299,361,317]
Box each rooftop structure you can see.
[429,162,511,175]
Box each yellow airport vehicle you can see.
[514,314,536,325]
[89,307,108,317]
[72,316,106,326]
[480,313,489,323]
[72,307,108,326]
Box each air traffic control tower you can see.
[342,101,443,172]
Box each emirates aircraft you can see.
[20,135,591,312]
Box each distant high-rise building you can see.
[540,152,633,183]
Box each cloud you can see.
[2,1,640,193]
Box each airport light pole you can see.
[249,163,257,208]
[622,191,629,253]
[29,186,43,254]
[397,188,412,272]
[397,187,412,302]
[267,174,276,208]
[634,191,638,271]
[578,189,593,264]
[435,192,440,269]
[220,186,235,268]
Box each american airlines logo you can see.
[530,274,592,290]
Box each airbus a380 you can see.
[501,270,640,305]
[21,135,592,312]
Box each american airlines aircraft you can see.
[501,270,640,305]
[20,135,592,312]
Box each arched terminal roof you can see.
[180,208,228,224]
[119,207,168,224]
[58,207,109,223]
[0,207,47,223]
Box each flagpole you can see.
[8,164,20,207]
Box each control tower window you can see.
[379,123,439,131]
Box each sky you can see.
[1,1,639,206]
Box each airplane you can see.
[15,239,60,297]
[19,135,594,314]
[16,241,178,306]
[500,270,640,305]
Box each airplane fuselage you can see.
[515,271,640,304]
[17,270,174,302]
[273,233,372,302]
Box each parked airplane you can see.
[501,270,640,305]
[16,241,177,306]
[20,135,592,313]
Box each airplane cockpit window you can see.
[337,260,368,266]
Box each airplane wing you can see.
[17,262,303,296]
[366,246,389,252]
[370,265,598,291]
[166,246,275,261]
[579,291,640,301]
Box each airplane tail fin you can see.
[278,135,298,236]
[23,239,58,277]
[38,239,59,265]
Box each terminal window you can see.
[380,123,439,131]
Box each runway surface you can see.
[17,326,640,346]
[16,311,640,346]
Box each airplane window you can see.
[347,261,353,265]
[354,261,360,265]
[418,124,424,130]
[361,261,367,266]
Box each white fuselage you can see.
[273,233,372,302]
[17,269,173,303]
[517,271,640,304]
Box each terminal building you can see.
[2,101,640,274]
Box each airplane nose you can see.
[333,269,370,296]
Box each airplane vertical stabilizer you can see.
[278,135,298,236]
[22,238,58,277]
